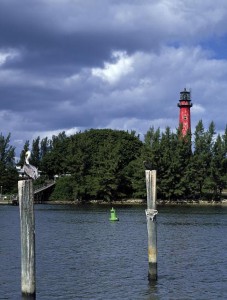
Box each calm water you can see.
[0,204,226,299]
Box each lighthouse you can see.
[177,88,193,136]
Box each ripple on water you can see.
[0,205,226,299]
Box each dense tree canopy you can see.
[64,129,143,201]
[1,123,227,201]
[0,133,18,194]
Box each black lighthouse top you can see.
[178,88,193,107]
[180,88,190,101]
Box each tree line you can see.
[1,120,227,201]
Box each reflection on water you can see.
[146,280,159,300]
[0,204,226,299]
[22,295,36,300]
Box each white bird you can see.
[23,150,39,180]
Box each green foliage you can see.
[50,176,74,201]
[0,133,18,193]
[18,140,29,167]
[1,122,227,201]
[40,132,69,178]
[124,156,146,198]
[31,137,40,168]
[65,129,143,201]
[142,121,227,201]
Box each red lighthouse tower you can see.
[177,88,193,136]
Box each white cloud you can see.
[192,104,206,114]
[1,0,227,154]
[0,49,20,66]
[106,117,177,137]
[32,127,80,141]
[92,51,133,84]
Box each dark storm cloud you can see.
[0,0,160,74]
[0,0,227,157]
[0,85,58,110]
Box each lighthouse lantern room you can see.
[177,88,193,136]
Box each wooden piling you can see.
[18,179,36,296]
[145,170,158,281]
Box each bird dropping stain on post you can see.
[18,179,36,296]
[145,170,158,281]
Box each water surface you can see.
[0,204,226,299]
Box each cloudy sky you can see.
[1,0,227,155]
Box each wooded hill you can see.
[1,120,227,202]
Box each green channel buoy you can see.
[109,207,119,221]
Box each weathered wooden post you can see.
[145,170,158,281]
[18,179,36,297]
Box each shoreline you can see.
[40,198,227,206]
[1,199,227,206]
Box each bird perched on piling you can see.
[23,150,39,180]
[143,160,153,170]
